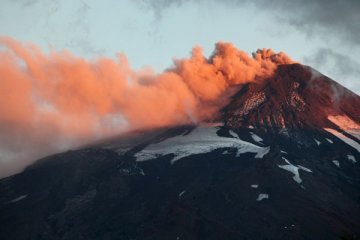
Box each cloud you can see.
[304,48,360,94]
[64,1,105,55]
[2,0,104,56]
[135,0,360,94]
[265,0,360,46]
[11,0,39,7]
[136,0,360,46]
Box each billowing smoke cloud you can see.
[0,37,292,177]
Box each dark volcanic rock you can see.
[224,64,360,132]
[0,64,360,240]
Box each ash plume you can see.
[0,37,292,177]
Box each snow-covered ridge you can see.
[324,128,360,153]
[328,115,360,140]
[328,115,360,130]
[135,126,270,163]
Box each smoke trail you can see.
[0,37,293,177]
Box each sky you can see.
[1,0,359,92]
[0,0,359,177]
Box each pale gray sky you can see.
[0,0,359,93]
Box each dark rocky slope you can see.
[1,64,359,240]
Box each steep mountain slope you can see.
[224,64,360,132]
[0,64,359,240]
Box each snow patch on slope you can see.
[135,127,270,163]
[222,150,231,155]
[347,155,357,163]
[332,160,340,167]
[256,193,269,201]
[229,130,238,138]
[251,133,263,143]
[179,190,186,197]
[278,157,312,184]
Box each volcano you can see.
[0,63,359,240]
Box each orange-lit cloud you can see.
[0,37,293,177]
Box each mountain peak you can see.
[223,63,360,133]
[1,63,360,240]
